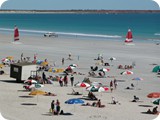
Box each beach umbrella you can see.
[120,70,133,75]
[152,66,160,73]
[132,77,143,81]
[65,98,84,104]
[147,92,160,98]
[152,98,160,105]
[132,77,143,88]
[98,86,109,92]
[41,61,48,66]
[6,56,14,60]
[29,90,47,103]
[1,58,10,65]
[24,79,37,84]
[75,82,90,87]
[69,64,78,67]
[99,68,110,72]
[27,84,44,89]
[35,60,43,65]
[67,66,76,69]
[109,57,116,62]
[91,82,102,87]
[65,98,85,111]
[29,90,47,96]
[48,68,56,72]
[86,86,99,92]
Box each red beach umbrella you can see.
[147,92,160,98]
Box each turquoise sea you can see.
[0,13,160,42]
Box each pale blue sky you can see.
[1,0,160,10]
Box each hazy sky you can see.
[1,0,160,10]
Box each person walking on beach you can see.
[110,80,113,92]
[68,53,72,60]
[59,77,63,87]
[42,72,47,84]
[21,53,23,61]
[34,53,37,61]
[113,78,118,89]
[70,74,74,86]
[62,58,64,65]
[51,100,55,115]
[55,99,60,115]
[63,75,68,86]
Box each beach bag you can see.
[49,108,52,113]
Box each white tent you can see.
[153,113,160,120]
[0,113,7,120]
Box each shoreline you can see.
[0,10,160,14]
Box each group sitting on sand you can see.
[82,99,105,108]
[118,64,133,69]
[147,106,160,115]
[88,92,98,100]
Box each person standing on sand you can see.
[63,75,68,86]
[70,74,74,86]
[113,78,117,89]
[56,99,60,115]
[110,80,113,92]
[34,53,37,61]
[62,58,64,65]
[51,100,55,115]
[21,53,23,61]
[59,77,63,87]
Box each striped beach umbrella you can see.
[75,82,90,87]
[152,98,160,105]
[86,86,99,92]
[121,70,133,75]
[99,68,110,72]
[98,86,109,92]
[24,79,37,84]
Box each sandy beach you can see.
[0,33,160,120]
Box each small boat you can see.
[124,29,135,45]
[44,32,58,37]
[125,29,133,43]
[14,25,19,41]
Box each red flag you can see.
[14,26,19,41]
[125,29,133,43]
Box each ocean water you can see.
[0,13,160,42]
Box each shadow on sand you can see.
[139,105,153,107]
[21,103,37,106]
[19,95,34,98]
[0,80,18,83]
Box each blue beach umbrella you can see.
[65,98,84,104]
[132,77,143,81]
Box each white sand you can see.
[0,33,160,120]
